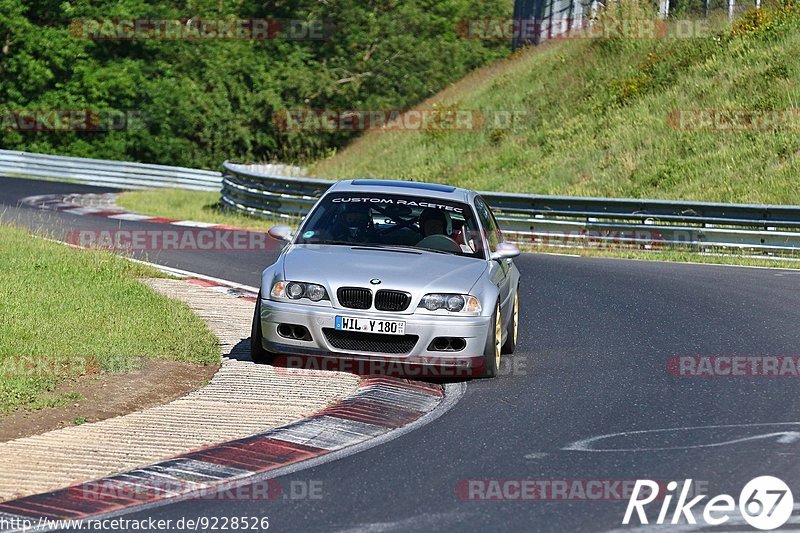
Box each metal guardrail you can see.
[0,150,222,191]
[221,162,328,219]
[3,151,796,254]
[222,162,800,254]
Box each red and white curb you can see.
[4,193,465,530]
[20,193,251,232]
[0,253,459,530]
[184,278,258,303]
[0,378,449,530]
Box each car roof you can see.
[326,179,477,203]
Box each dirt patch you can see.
[0,359,219,442]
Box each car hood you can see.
[281,244,487,295]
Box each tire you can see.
[251,291,277,364]
[501,288,519,355]
[482,301,502,378]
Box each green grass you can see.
[311,1,800,205]
[0,224,220,412]
[117,189,287,232]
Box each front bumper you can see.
[259,297,491,366]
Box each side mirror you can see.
[268,225,293,242]
[490,242,520,261]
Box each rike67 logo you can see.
[623,476,794,530]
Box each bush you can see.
[0,0,509,168]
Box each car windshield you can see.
[295,192,486,259]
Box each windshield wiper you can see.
[353,244,422,254]
[367,243,458,256]
[300,241,460,256]
[419,247,459,256]
[300,240,357,246]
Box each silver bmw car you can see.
[251,179,521,377]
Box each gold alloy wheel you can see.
[495,304,502,369]
[513,290,519,345]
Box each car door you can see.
[474,196,512,317]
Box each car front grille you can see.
[337,287,372,309]
[375,290,411,312]
[323,329,418,354]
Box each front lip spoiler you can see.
[266,343,482,367]
[266,349,487,379]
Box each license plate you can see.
[335,316,406,335]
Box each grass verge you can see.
[311,1,800,205]
[117,189,287,231]
[0,223,220,412]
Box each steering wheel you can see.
[416,234,462,254]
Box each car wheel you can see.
[501,288,519,355]
[251,291,277,364]
[482,301,502,378]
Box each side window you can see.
[474,197,501,251]
[488,207,505,245]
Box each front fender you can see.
[469,270,501,318]
[260,261,284,296]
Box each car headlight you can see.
[271,281,328,302]
[419,294,481,313]
[287,282,305,299]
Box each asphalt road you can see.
[3,177,800,532]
